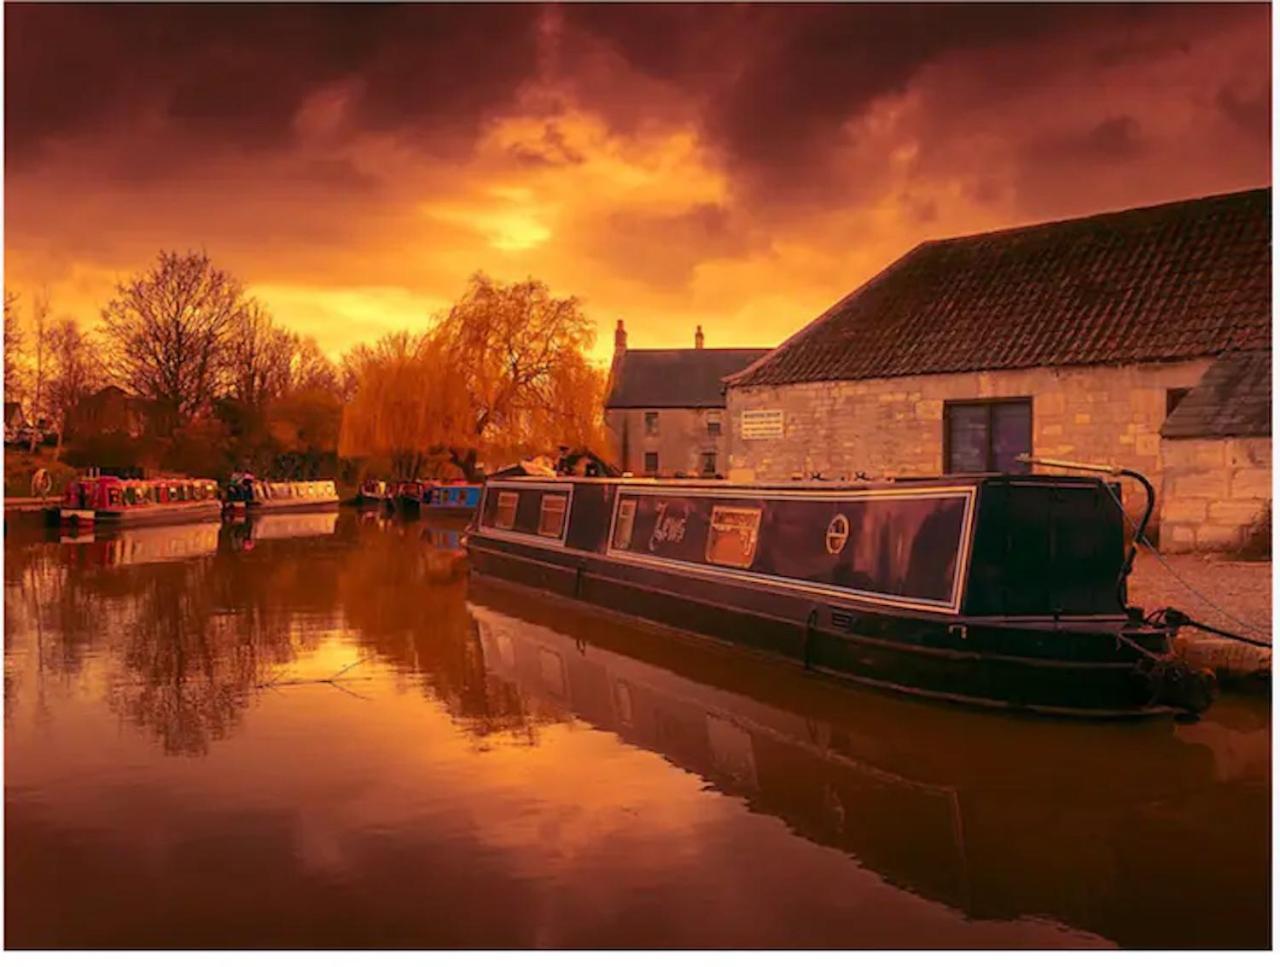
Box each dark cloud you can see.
[1217,83,1271,141]
[1029,115,1145,165]
[7,1,1268,202]
[5,3,542,164]
[583,203,770,288]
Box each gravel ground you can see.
[1128,552,1272,681]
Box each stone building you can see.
[604,321,766,477]
[1158,349,1271,551]
[724,188,1270,547]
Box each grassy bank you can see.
[4,449,79,498]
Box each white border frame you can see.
[605,484,978,616]
[478,480,575,548]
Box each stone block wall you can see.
[725,358,1214,522]
[605,407,729,477]
[1158,436,1271,552]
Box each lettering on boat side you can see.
[648,501,690,551]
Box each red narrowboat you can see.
[59,476,222,529]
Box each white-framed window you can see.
[613,498,637,549]
[644,411,659,435]
[538,493,568,538]
[705,506,762,568]
[494,491,519,529]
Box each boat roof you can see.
[485,473,1110,490]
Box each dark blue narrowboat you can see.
[464,474,1215,717]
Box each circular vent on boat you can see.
[825,514,850,554]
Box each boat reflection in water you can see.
[226,511,339,548]
[4,512,1267,949]
[57,521,221,567]
[466,580,1270,949]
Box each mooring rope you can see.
[1102,485,1272,645]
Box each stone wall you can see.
[605,407,729,477]
[725,358,1215,522]
[1158,436,1271,552]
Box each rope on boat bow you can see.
[1018,454,1272,650]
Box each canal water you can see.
[4,510,1270,948]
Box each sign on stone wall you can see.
[740,409,784,439]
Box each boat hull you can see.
[245,496,340,514]
[467,534,1187,718]
[93,500,223,528]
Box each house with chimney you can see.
[604,321,767,477]
[724,188,1271,550]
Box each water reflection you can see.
[4,513,1269,949]
[464,583,1270,949]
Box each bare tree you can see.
[288,335,340,396]
[4,290,25,406]
[46,318,103,451]
[101,251,248,434]
[28,291,54,447]
[226,300,295,411]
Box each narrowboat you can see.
[224,475,340,514]
[425,482,482,516]
[357,478,393,505]
[59,475,222,528]
[394,480,429,514]
[464,472,1215,717]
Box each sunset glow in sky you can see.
[4,3,1271,362]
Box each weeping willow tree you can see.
[433,272,612,479]
[340,274,613,481]
[338,331,469,480]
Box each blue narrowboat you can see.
[427,483,482,516]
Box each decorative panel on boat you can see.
[608,486,975,612]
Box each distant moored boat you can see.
[59,475,222,529]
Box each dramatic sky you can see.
[4,2,1271,361]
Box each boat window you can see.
[613,498,637,549]
[538,493,568,538]
[494,491,518,529]
[108,488,122,506]
[705,506,762,569]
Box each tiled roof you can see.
[730,188,1271,387]
[1161,349,1271,439]
[606,348,768,408]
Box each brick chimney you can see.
[614,318,627,357]
[695,325,704,350]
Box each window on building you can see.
[707,415,722,436]
[944,398,1032,474]
[644,411,659,435]
[706,506,762,568]
[701,451,717,476]
[643,451,659,475]
[494,491,518,529]
[537,493,568,538]
[1166,387,1192,416]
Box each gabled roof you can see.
[730,188,1271,388]
[606,348,768,408]
[1161,349,1271,439]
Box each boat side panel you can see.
[607,485,975,615]
[965,479,1127,617]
